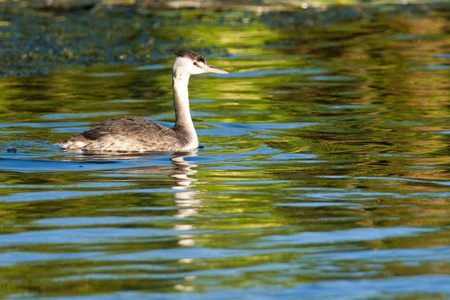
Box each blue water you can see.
[0,2,450,299]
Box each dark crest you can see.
[174,50,207,64]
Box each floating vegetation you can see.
[0,1,448,76]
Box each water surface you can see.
[0,2,449,299]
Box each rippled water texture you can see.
[0,2,449,299]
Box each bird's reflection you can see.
[65,149,200,204]
[167,152,199,253]
[171,153,197,190]
[84,150,200,214]
[64,150,201,289]
[169,151,201,219]
[64,150,200,250]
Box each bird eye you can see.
[193,61,199,66]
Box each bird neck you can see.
[172,74,198,145]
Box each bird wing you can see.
[80,116,172,141]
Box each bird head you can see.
[173,50,228,79]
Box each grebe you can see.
[59,50,228,153]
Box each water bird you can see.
[59,50,228,153]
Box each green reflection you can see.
[0,1,449,299]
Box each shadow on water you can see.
[0,1,449,299]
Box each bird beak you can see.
[202,64,229,74]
